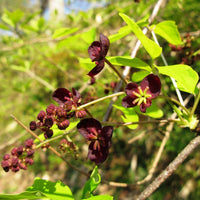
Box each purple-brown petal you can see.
[88,41,101,61]
[88,146,109,164]
[140,99,152,113]
[52,88,71,105]
[87,59,105,78]
[99,34,110,58]
[140,74,161,98]
[125,82,139,98]
[77,118,102,139]
[101,126,113,148]
[122,96,137,108]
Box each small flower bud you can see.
[57,120,70,130]
[30,121,37,131]
[3,154,10,160]
[1,160,10,172]
[17,146,24,156]
[46,104,57,115]
[27,149,35,157]
[37,110,46,121]
[44,116,54,128]
[75,110,87,118]
[25,158,34,165]
[11,166,20,172]
[11,147,17,156]
[44,129,53,139]
[11,157,19,167]
[19,162,27,170]
[25,138,34,148]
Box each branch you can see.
[136,134,200,200]
[10,115,90,177]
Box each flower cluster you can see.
[30,88,87,139]
[1,139,35,173]
[58,138,78,158]
[122,74,161,112]
[77,118,113,164]
[88,34,110,83]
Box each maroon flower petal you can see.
[101,126,113,148]
[122,96,137,108]
[88,41,101,61]
[88,146,109,164]
[140,74,161,98]
[140,99,152,113]
[77,118,102,140]
[99,34,110,58]
[87,59,105,78]
[72,88,81,104]
[52,88,71,105]
[125,82,139,98]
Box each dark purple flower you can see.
[25,138,34,149]
[122,74,161,113]
[88,34,110,79]
[52,88,72,105]
[77,118,113,164]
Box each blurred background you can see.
[0,0,200,199]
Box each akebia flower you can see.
[77,118,113,164]
[122,74,161,113]
[88,34,110,79]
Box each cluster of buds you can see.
[1,139,35,173]
[169,33,200,65]
[58,138,78,159]
[30,88,87,139]
[104,81,118,94]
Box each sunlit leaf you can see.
[82,195,113,200]
[113,105,139,129]
[132,70,150,82]
[153,21,183,45]
[52,27,79,39]
[26,177,74,200]
[82,166,101,199]
[156,64,199,94]
[119,13,162,59]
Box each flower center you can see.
[132,86,151,106]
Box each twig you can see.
[10,114,90,177]
[136,134,200,200]
[136,116,175,185]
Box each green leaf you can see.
[26,177,74,200]
[0,23,10,30]
[82,166,101,199]
[52,27,79,39]
[107,56,152,71]
[80,28,96,44]
[0,191,45,200]
[109,25,131,43]
[119,13,162,59]
[193,49,200,56]
[82,195,113,200]
[153,21,183,45]
[132,70,150,82]
[1,10,24,27]
[142,101,163,118]
[113,105,139,129]
[156,64,199,94]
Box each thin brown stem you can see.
[104,58,128,85]
[10,115,90,177]
[136,134,200,200]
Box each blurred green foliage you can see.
[0,0,200,199]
